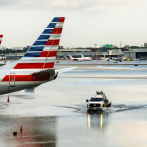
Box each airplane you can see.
[69,54,92,62]
[0,17,73,95]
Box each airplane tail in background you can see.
[0,35,3,45]
[81,54,84,58]
[69,55,74,60]
[13,17,65,71]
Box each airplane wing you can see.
[31,67,76,80]
[31,69,55,78]
[56,67,76,74]
[55,67,76,79]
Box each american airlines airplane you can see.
[0,17,69,95]
[69,55,92,62]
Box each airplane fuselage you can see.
[70,55,92,61]
[0,61,54,95]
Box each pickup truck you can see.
[86,91,111,111]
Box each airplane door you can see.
[9,73,15,87]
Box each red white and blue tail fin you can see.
[14,17,65,71]
[0,18,66,94]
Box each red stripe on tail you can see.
[48,51,57,57]
[46,39,60,45]
[58,17,65,22]
[52,28,62,34]
[40,51,57,57]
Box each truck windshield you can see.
[91,98,103,101]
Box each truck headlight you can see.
[100,103,103,107]
[87,103,90,107]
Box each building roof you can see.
[124,49,147,53]
[59,49,91,52]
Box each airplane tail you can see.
[1,17,67,94]
[69,55,73,60]
[0,35,3,46]
[13,17,65,71]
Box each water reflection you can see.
[0,116,57,146]
[87,112,109,130]
[100,114,103,129]
[24,87,35,93]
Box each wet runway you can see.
[55,59,147,65]
[0,64,147,146]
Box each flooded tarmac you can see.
[0,64,147,146]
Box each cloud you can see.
[0,0,94,10]
[0,0,141,12]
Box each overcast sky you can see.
[0,0,147,48]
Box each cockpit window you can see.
[91,98,103,101]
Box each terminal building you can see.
[4,49,147,60]
[58,48,123,59]
[124,49,147,60]
[0,48,124,60]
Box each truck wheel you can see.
[87,109,91,112]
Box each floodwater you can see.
[0,64,147,146]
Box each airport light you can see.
[57,47,60,60]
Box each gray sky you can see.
[0,0,147,48]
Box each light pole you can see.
[95,44,97,59]
[58,47,60,60]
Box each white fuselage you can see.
[0,61,53,95]
[70,55,92,61]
